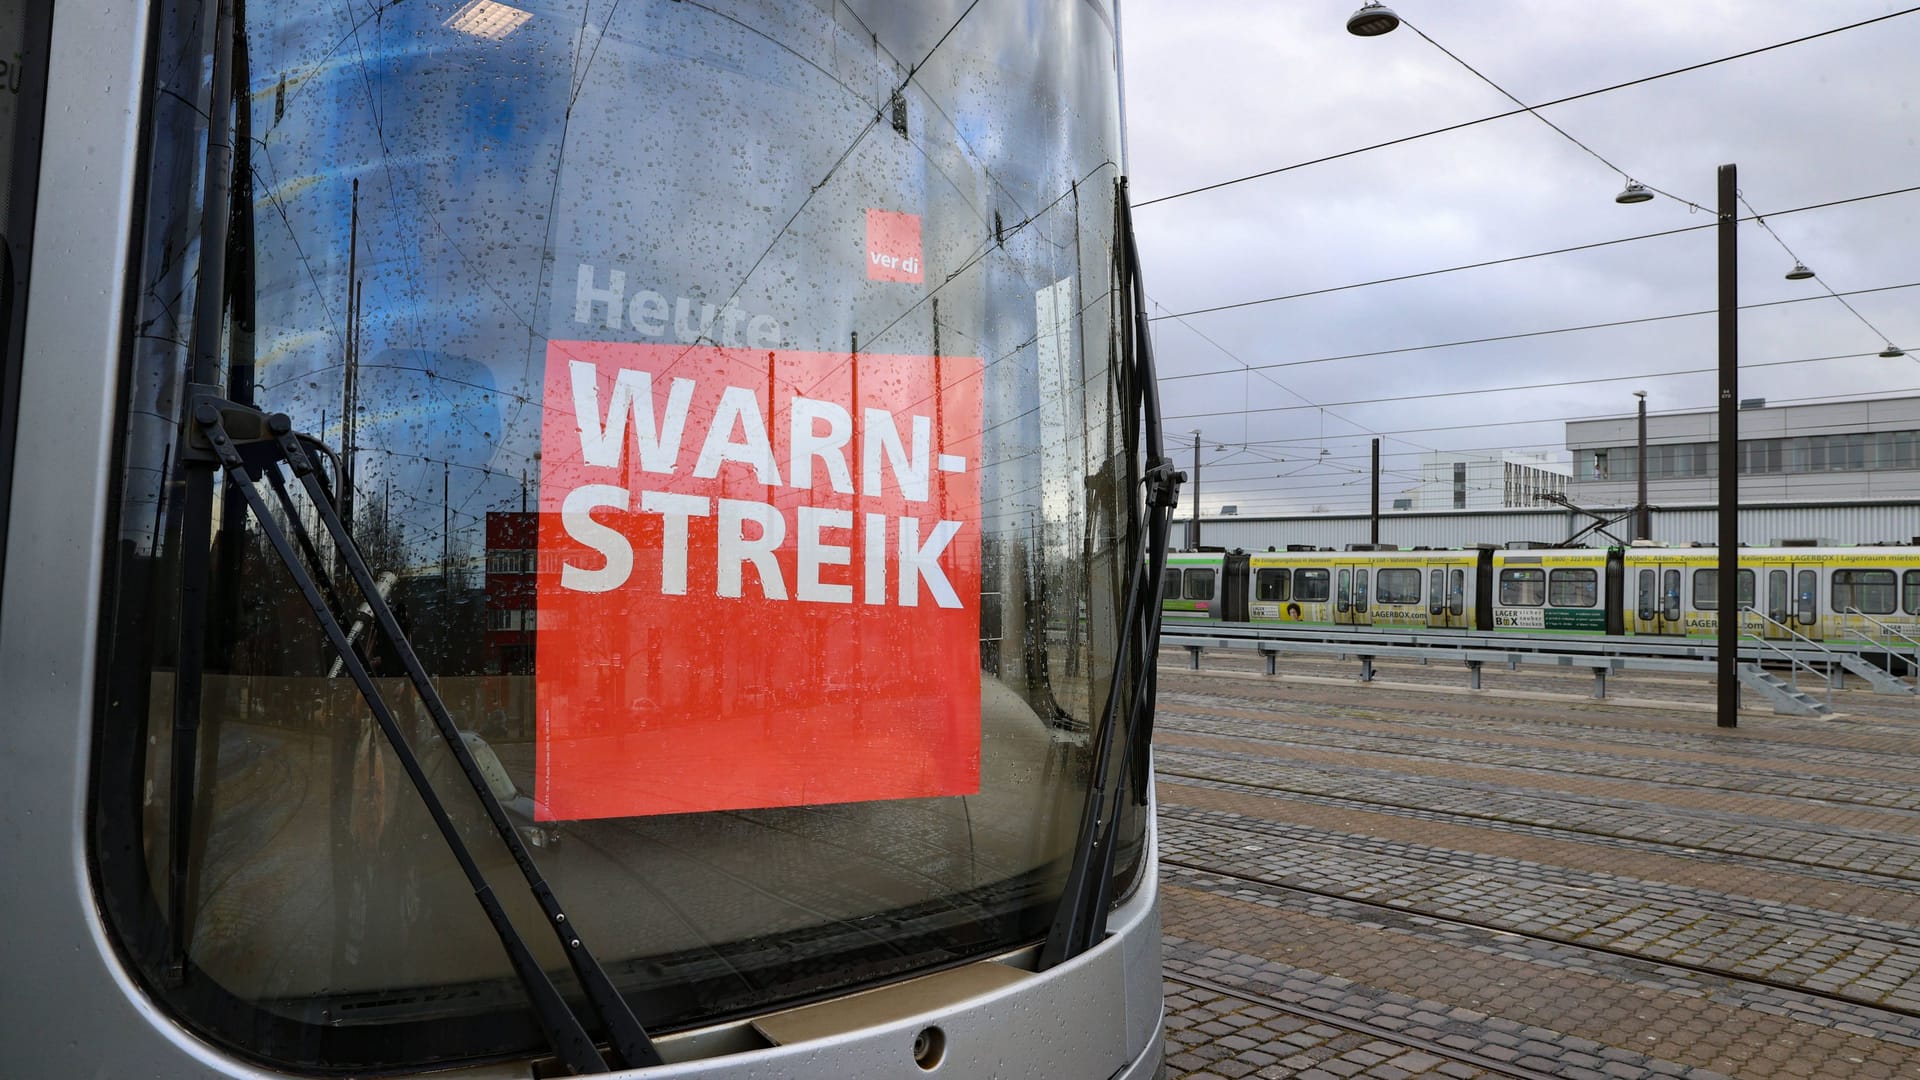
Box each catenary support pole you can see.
[1717,164,1740,729]
[1191,431,1200,550]
[1370,437,1380,545]
[1635,391,1650,541]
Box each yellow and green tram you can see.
[1164,545,1920,645]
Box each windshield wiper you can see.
[182,395,663,1073]
[1039,178,1183,969]
[158,0,660,1066]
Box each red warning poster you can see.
[533,342,983,820]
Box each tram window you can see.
[1906,570,1920,615]
[1662,569,1682,621]
[1769,570,1788,622]
[1162,569,1182,601]
[1637,569,1655,620]
[1691,568,1755,611]
[1378,568,1421,605]
[1797,569,1818,623]
[1498,568,1546,606]
[1429,569,1444,614]
[1832,569,1897,615]
[1255,568,1290,602]
[1547,568,1598,607]
[1354,569,1370,613]
[1183,568,1216,601]
[1336,569,1351,613]
[1295,568,1331,602]
[1448,568,1465,617]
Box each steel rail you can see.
[1163,859,1920,1024]
[1160,968,1564,1080]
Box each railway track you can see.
[1162,967,1557,1080]
[1151,668,1920,1079]
[1162,855,1920,1024]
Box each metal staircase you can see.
[1738,608,1837,716]
[1837,653,1919,696]
[1736,663,1833,716]
[1839,608,1920,696]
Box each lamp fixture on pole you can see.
[1614,181,1654,205]
[1346,2,1401,37]
[1784,262,1815,281]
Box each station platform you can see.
[1153,652,1920,1079]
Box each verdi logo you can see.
[866,208,923,283]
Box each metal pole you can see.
[1370,437,1380,545]
[1716,164,1740,729]
[1634,390,1649,541]
[342,181,359,537]
[1191,431,1200,550]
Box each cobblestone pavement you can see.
[1153,654,1920,1079]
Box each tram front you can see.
[1,0,1169,1076]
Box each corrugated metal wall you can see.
[1188,502,1920,552]
[1650,505,1920,547]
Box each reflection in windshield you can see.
[96,0,1141,1070]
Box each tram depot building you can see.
[1566,394,1920,509]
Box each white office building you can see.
[1415,450,1569,511]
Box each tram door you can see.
[1427,565,1468,629]
[1631,562,1687,635]
[1333,563,1371,626]
[1763,565,1822,640]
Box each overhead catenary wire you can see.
[1162,349,1893,422]
[1132,6,1920,209]
[1158,280,1920,384]
[1148,182,1920,323]
[1739,192,1907,349]
[1148,297,1438,458]
[1137,7,1915,453]
[1395,19,1704,210]
[1383,10,1910,354]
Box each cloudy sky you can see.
[1119,1,1920,516]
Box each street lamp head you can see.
[1784,262,1815,281]
[1614,181,1654,204]
[1633,390,1647,400]
[1880,344,1906,358]
[1346,2,1401,36]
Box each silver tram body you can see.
[0,0,1166,1075]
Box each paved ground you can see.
[1152,649,1920,1079]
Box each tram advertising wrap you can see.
[538,342,984,818]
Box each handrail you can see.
[1738,606,1835,706]
[1841,606,1920,685]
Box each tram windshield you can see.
[93,0,1143,1070]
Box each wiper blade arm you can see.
[1039,179,1182,969]
[186,394,663,1073]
